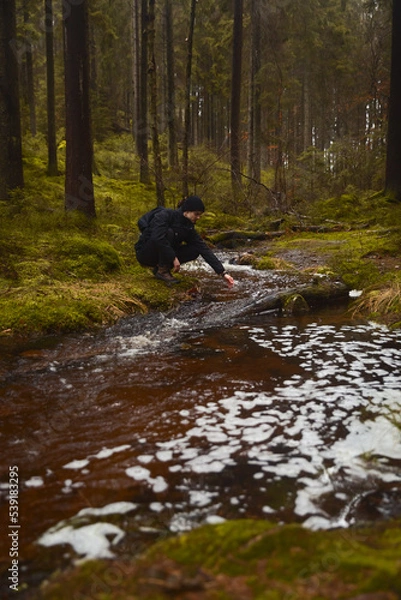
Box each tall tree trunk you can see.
[231,0,243,202]
[247,0,261,183]
[131,0,140,147]
[138,0,150,184]
[63,0,95,217]
[274,77,286,206]
[23,3,37,137]
[303,70,311,151]
[148,0,165,205]
[164,0,178,170]
[385,0,401,202]
[0,0,24,198]
[45,0,58,176]
[182,0,196,198]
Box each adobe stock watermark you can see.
[7,465,20,593]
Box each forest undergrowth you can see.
[1,134,401,338]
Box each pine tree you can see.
[385,0,401,202]
[0,0,24,198]
[231,0,243,201]
[63,0,95,216]
[45,0,58,176]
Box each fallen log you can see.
[207,230,286,248]
[240,280,350,317]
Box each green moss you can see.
[53,236,121,279]
[0,137,191,335]
[198,212,248,232]
[256,254,293,271]
[332,256,381,288]
[282,293,310,315]
[0,287,106,334]
[306,190,401,229]
[36,519,401,600]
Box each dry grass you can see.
[351,279,401,325]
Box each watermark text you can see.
[8,465,20,592]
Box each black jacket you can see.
[137,208,225,274]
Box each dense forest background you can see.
[0,0,396,216]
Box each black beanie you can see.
[181,195,205,213]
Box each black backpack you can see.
[137,206,164,232]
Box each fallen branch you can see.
[240,280,349,317]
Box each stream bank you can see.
[34,518,401,599]
[1,212,401,339]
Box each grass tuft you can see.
[351,277,401,326]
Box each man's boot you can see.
[154,266,179,284]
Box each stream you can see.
[1,255,401,597]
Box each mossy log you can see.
[207,230,286,248]
[207,223,352,248]
[241,280,349,317]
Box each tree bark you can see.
[148,0,165,205]
[0,0,24,198]
[63,0,95,217]
[231,0,243,202]
[131,0,140,146]
[182,0,196,198]
[385,0,401,202]
[164,0,178,170]
[138,0,150,184]
[242,281,349,318]
[23,2,37,137]
[247,0,261,183]
[45,0,58,176]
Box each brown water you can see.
[1,259,401,597]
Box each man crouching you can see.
[135,196,234,287]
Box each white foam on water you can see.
[37,501,139,560]
[115,335,161,358]
[156,450,173,462]
[128,321,401,531]
[205,515,226,525]
[24,476,44,488]
[92,445,131,459]
[169,513,197,532]
[61,480,85,494]
[63,459,90,470]
[77,501,137,518]
[325,416,401,463]
[125,465,168,493]
[189,490,217,507]
[62,444,131,471]
[38,522,125,561]
[37,319,401,559]
[126,465,151,480]
[138,454,154,463]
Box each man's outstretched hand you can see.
[223,273,234,288]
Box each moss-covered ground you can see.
[0,136,188,336]
[1,134,401,337]
[34,518,401,599]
